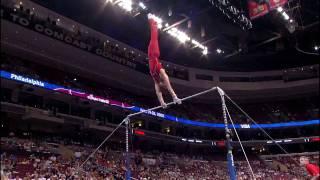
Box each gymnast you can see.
[147,14,181,108]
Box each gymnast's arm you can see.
[154,83,167,108]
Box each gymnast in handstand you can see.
[147,14,181,108]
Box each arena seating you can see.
[1,1,319,180]
[1,137,318,179]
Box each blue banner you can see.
[1,70,319,129]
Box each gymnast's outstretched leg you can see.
[147,14,181,107]
[159,69,179,102]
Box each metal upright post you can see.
[125,117,131,180]
[218,87,237,180]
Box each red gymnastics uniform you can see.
[306,163,320,177]
[148,19,163,83]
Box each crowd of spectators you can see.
[1,136,123,179]
[1,136,318,179]
[1,1,319,179]
[262,153,319,176]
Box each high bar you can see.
[127,86,218,118]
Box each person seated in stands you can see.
[147,14,181,108]
[300,156,320,180]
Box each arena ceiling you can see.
[31,0,319,71]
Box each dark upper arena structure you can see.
[30,0,319,71]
